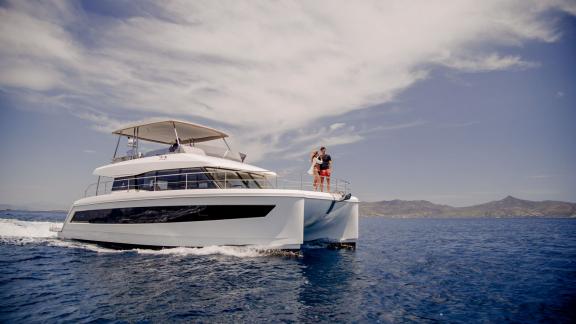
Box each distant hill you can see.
[360,196,576,218]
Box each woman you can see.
[307,150,322,191]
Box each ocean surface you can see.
[1,211,575,323]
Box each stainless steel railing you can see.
[83,170,350,198]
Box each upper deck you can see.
[87,118,352,198]
[100,119,251,176]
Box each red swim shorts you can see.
[319,169,331,177]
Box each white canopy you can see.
[112,119,229,144]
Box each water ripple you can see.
[1,212,576,323]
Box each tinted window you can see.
[186,170,217,189]
[248,173,272,189]
[71,205,275,223]
[237,172,261,189]
[135,171,156,191]
[112,177,136,191]
[205,168,246,188]
[113,168,219,192]
[156,169,185,190]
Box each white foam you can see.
[0,218,118,252]
[46,239,124,253]
[135,245,264,257]
[0,219,270,257]
[0,218,59,244]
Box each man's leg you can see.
[326,176,331,192]
[319,176,325,192]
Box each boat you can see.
[56,119,359,251]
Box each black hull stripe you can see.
[71,205,275,224]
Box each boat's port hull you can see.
[58,189,358,250]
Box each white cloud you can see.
[437,53,538,72]
[0,0,574,161]
[329,123,346,131]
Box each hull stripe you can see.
[71,205,275,224]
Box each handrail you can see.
[83,170,351,198]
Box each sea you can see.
[1,211,575,323]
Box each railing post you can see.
[185,173,188,189]
[300,174,303,190]
[224,171,227,189]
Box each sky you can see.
[0,0,575,209]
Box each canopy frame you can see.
[112,119,229,145]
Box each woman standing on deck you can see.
[308,150,322,191]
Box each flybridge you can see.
[110,118,247,163]
[112,119,229,144]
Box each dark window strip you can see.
[71,205,275,224]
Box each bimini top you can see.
[112,119,228,144]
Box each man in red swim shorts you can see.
[318,146,332,192]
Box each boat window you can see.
[203,168,271,189]
[112,176,136,191]
[112,168,218,191]
[156,169,185,190]
[236,172,261,189]
[135,171,157,191]
[185,170,217,189]
[248,173,273,189]
[205,168,245,188]
[210,169,244,188]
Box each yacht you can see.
[56,119,358,250]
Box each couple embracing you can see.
[307,146,332,192]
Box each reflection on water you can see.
[1,212,576,322]
[298,248,363,322]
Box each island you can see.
[360,196,576,218]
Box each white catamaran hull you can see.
[58,189,358,250]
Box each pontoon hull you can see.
[58,190,358,250]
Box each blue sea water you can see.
[1,211,575,323]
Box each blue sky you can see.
[0,1,575,209]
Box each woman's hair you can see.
[310,150,319,161]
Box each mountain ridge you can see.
[360,196,576,218]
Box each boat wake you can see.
[0,218,58,242]
[0,218,280,257]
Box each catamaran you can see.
[55,119,358,250]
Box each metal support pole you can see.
[135,127,139,158]
[222,138,232,151]
[172,122,180,145]
[96,176,101,196]
[132,128,136,159]
[112,135,121,160]
[222,138,232,158]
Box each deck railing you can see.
[84,170,350,198]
